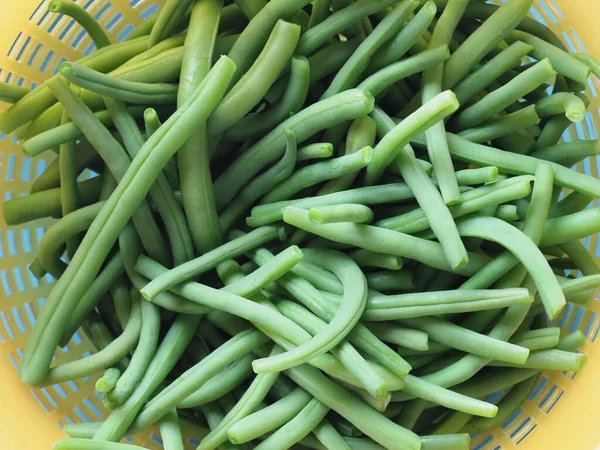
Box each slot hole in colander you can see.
[11,307,26,333]
[538,1,559,24]
[516,422,538,445]
[118,24,134,41]
[30,389,50,413]
[82,398,104,419]
[473,435,494,450]
[105,12,123,31]
[510,416,533,440]
[140,3,159,20]
[40,387,58,408]
[528,6,547,26]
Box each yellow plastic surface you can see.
[0,1,599,449]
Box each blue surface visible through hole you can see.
[83,398,104,419]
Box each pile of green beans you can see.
[2,0,599,449]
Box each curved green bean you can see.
[148,0,194,47]
[219,130,297,233]
[208,20,301,135]
[223,56,310,141]
[49,0,111,48]
[535,92,586,122]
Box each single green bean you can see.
[537,208,600,247]
[322,0,419,98]
[256,398,329,450]
[227,387,312,444]
[489,349,587,372]
[158,409,184,450]
[53,439,148,450]
[143,108,179,190]
[495,205,519,222]
[223,56,310,141]
[369,1,438,72]
[0,82,30,104]
[366,322,429,351]
[297,143,334,162]
[350,250,404,271]
[458,105,540,144]
[313,419,351,450]
[40,294,142,387]
[208,20,301,135]
[149,0,194,47]
[559,240,600,275]
[535,92,586,122]
[96,367,121,393]
[296,0,398,55]
[308,0,332,28]
[420,434,470,450]
[506,30,591,84]
[177,353,254,408]
[219,131,297,233]
[454,59,555,130]
[261,146,374,204]
[309,204,374,224]
[511,328,561,351]
[58,111,80,258]
[452,41,534,105]
[49,0,111,48]
[530,140,600,166]
[366,271,414,291]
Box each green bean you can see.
[454,59,555,130]
[219,131,297,233]
[96,367,121,393]
[57,111,80,258]
[277,299,388,399]
[286,363,421,450]
[4,175,102,227]
[555,331,586,352]
[59,251,126,345]
[297,143,334,162]
[149,0,194,47]
[458,105,540,144]
[510,328,561,351]
[365,288,532,320]
[283,207,489,275]
[495,205,519,222]
[506,30,591,84]
[208,20,300,135]
[366,322,429,351]
[49,0,111,48]
[37,202,103,278]
[215,89,374,210]
[351,250,403,271]
[369,2,438,72]
[20,57,234,388]
[559,240,600,275]
[359,46,450,98]
[452,41,534,105]
[368,91,459,184]
[489,348,587,372]
[60,63,178,104]
[308,38,362,87]
[366,271,414,291]
[442,0,533,89]
[140,226,280,300]
[296,0,398,56]
[46,77,170,266]
[308,0,331,28]
[320,118,377,196]
[158,409,184,450]
[143,108,179,190]
[257,398,329,450]
[443,133,600,199]
[573,52,600,80]
[419,434,470,450]
[550,191,594,218]
[0,82,29,104]
[401,316,529,364]
[178,354,254,408]
[312,419,351,450]
[309,204,374,224]
[535,92,586,122]
[261,146,373,204]
[228,387,312,444]
[531,140,600,166]
[322,0,419,98]
[224,56,310,141]
[105,300,161,407]
[53,439,148,450]
[39,294,142,387]
[457,216,566,319]
[235,0,267,18]
[537,208,600,247]
[23,106,151,157]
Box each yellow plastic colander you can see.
[1,0,600,449]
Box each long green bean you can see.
[49,0,111,48]
[0,82,30,104]
[530,140,600,166]
[366,271,414,291]
[458,105,540,144]
[535,92,586,122]
[148,0,194,47]
[58,110,79,258]
[297,143,334,162]
[309,204,374,224]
